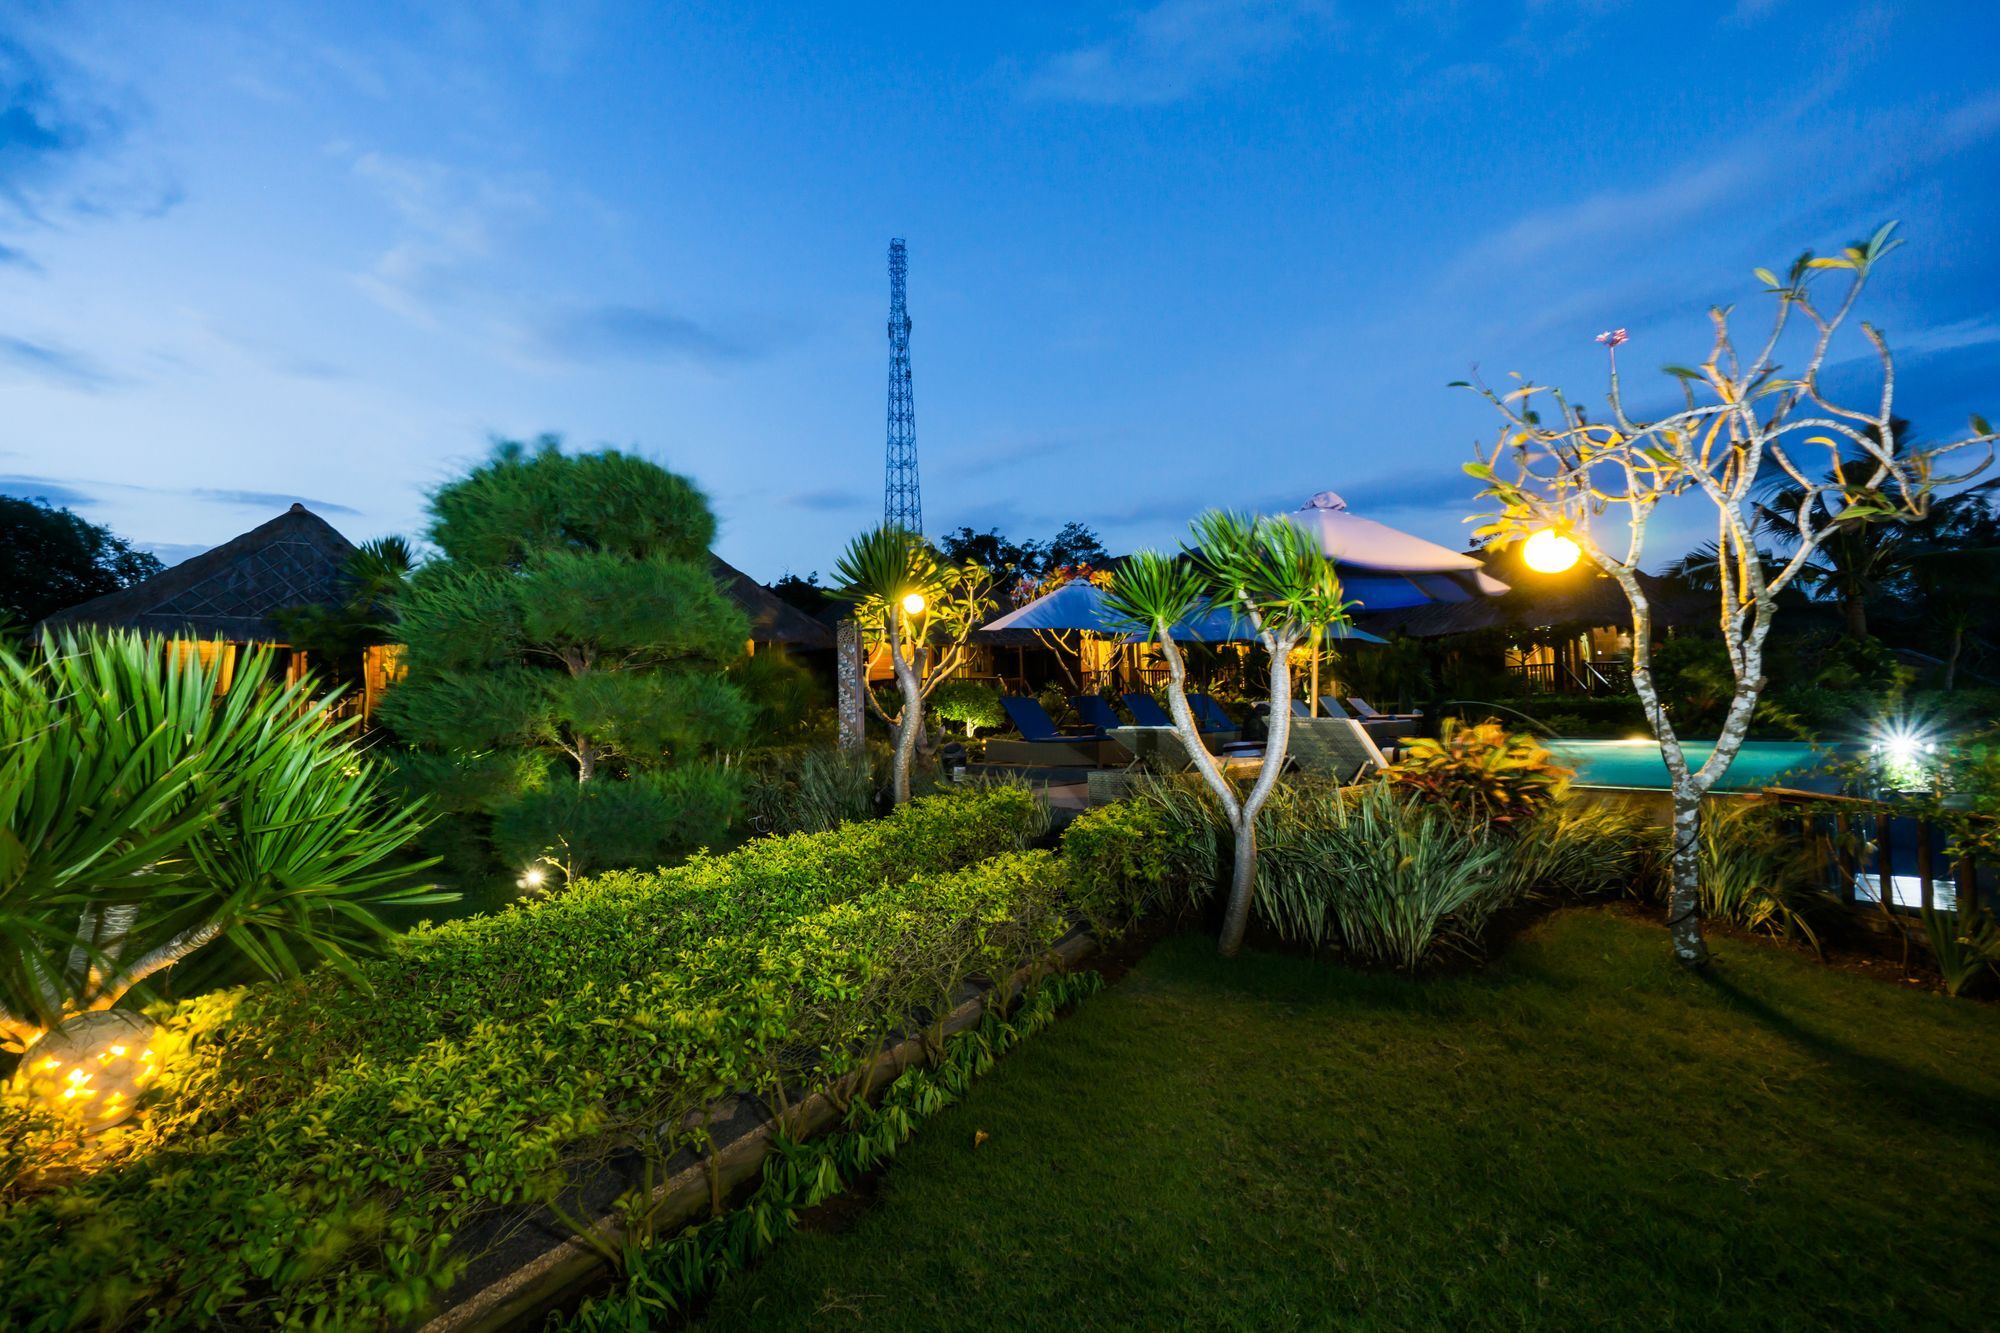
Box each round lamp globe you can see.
[1523,529,1583,574]
[14,1011,162,1133]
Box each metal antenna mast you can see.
[883,237,921,534]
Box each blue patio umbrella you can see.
[979,579,1125,633]
[1124,606,1386,644]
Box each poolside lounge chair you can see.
[1346,696,1422,721]
[1125,692,1241,746]
[1186,693,1239,733]
[1072,695,1126,735]
[1287,716,1392,785]
[987,696,1123,768]
[1105,726,1262,775]
[1001,695,1096,741]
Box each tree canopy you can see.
[0,496,163,626]
[380,438,751,883]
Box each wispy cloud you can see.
[0,33,180,225]
[0,472,357,515]
[0,240,43,271]
[142,541,210,567]
[781,488,870,512]
[345,148,541,323]
[1448,148,1770,281]
[0,334,116,389]
[0,473,95,506]
[187,488,360,514]
[1022,0,1332,106]
[531,302,751,366]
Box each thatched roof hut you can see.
[41,503,356,642]
[1356,545,1707,639]
[43,505,835,652]
[710,555,832,649]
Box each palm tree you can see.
[1751,423,1984,640]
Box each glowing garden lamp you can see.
[1522,528,1582,574]
[900,590,927,616]
[13,1011,162,1133]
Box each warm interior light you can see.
[13,1011,161,1133]
[901,591,927,615]
[1522,529,1583,574]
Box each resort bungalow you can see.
[1357,543,1703,695]
[41,504,832,719]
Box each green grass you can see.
[696,910,2000,1331]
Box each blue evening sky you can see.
[3,1,1997,580]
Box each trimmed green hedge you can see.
[0,786,1059,1330]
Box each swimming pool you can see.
[1544,739,1834,791]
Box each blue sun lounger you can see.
[1186,693,1238,734]
[1071,695,1125,735]
[984,696,1123,767]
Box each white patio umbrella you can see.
[1283,491,1509,712]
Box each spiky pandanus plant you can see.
[1106,512,1353,956]
[0,631,446,1055]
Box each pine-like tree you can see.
[380,438,750,883]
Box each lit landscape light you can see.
[13,1011,162,1133]
[518,865,548,891]
[1522,529,1583,574]
[901,590,927,615]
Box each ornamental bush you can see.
[0,785,1053,1329]
[928,679,1006,738]
[1387,719,1572,830]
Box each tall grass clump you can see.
[1697,799,1834,951]
[1142,779,1514,970]
[741,744,880,834]
[1499,798,1667,902]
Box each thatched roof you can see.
[43,505,833,652]
[1356,546,1707,639]
[711,555,832,648]
[41,504,356,643]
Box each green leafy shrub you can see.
[0,786,1053,1329]
[929,680,1006,738]
[493,762,742,881]
[1255,784,1513,968]
[1387,719,1572,829]
[1060,792,1212,936]
[566,970,1103,1328]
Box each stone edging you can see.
[421,930,1098,1332]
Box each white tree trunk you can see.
[887,615,923,805]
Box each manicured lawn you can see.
[698,910,2000,1330]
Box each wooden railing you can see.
[1761,787,1992,917]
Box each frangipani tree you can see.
[833,525,992,804]
[1462,224,1996,965]
[1106,512,1352,957]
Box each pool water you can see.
[1545,739,1832,791]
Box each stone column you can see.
[837,619,865,753]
